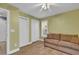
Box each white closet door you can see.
[0,18,7,42]
[31,19,39,42]
[19,17,29,47]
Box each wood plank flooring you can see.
[0,41,6,55]
[13,41,68,55]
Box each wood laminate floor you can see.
[13,41,68,55]
[0,41,6,55]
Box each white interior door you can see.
[0,18,7,42]
[19,17,29,47]
[31,19,40,42]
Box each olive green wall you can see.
[0,3,40,52]
[48,10,79,35]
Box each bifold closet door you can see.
[19,17,29,47]
[31,19,40,42]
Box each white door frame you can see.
[0,8,10,54]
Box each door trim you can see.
[0,8,10,54]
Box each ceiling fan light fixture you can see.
[41,3,47,10]
[41,3,56,10]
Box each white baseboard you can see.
[8,42,33,54]
[20,42,33,48]
[27,42,32,45]
[39,39,44,41]
[7,48,20,55]
[31,40,38,43]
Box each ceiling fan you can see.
[33,3,57,11]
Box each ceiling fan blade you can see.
[50,3,59,7]
[33,4,42,7]
[39,7,43,12]
[25,4,43,11]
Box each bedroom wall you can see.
[48,9,79,36]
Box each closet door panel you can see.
[31,19,39,42]
[19,17,29,47]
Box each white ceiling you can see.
[10,3,79,19]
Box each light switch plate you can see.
[11,29,15,32]
[14,43,17,47]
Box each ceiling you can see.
[10,3,79,19]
